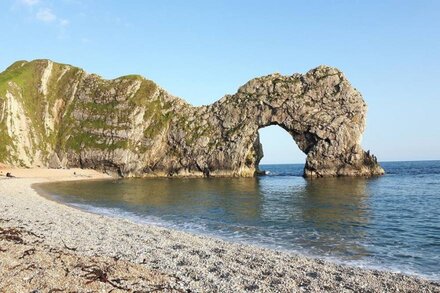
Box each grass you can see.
[0,59,193,165]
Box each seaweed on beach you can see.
[0,224,44,245]
[0,227,24,244]
[75,262,190,292]
[62,240,77,251]
[76,263,130,290]
[0,221,186,292]
[19,247,36,259]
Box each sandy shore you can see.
[0,167,439,292]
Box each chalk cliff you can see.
[0,59,384,177]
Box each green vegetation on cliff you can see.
[0,59,384,178]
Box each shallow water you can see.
[39,161,440,280]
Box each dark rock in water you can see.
[256,170,265,176]
[256,170,269,176]
[0,59,384,178]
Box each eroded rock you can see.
[0,59,384,178]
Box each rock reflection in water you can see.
[120,178,263,223]
[255,176,371,258]
[44,178,264,224]
[297,178,371,258]
[42,176,372,259]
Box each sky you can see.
[1,0,439,164]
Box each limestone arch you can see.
[210,66,385,178]
[0,59,384,178]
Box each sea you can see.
[38,161,440,280]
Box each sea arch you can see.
[0,59,384,178]
[194,66,385,178]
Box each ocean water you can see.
[39,161,440,280]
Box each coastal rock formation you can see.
[0,59,384,177]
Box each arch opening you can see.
[257,125,306,174]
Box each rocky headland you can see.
[0,59,384,177]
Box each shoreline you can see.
[35,180,438,283]
[0,168,439,292]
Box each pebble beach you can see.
[0,168,439,292]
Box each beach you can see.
[0,167,438,292]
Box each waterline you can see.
[38,162,440,280]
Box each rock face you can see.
[0,59,384,177]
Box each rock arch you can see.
[0,60,384,178]
[177,65,384,178]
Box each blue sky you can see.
[1,0,439,163]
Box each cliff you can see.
[0,59,384,177]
